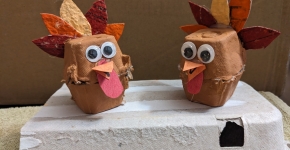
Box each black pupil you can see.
[200,51,211,62]
[88,49,98,59]
[184,48,193,58]
[104,46,113,55]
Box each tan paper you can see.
[60,0,92,36]
[211,0,230,25]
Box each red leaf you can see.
[85,0,108,35]
[238,26,280,50]
[32,35,74,58]
[189,1,217,27]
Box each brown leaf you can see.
[32,35,75,58]
[238,26,280,50]
[189,1,217,27]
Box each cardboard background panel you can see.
[0,0,96,105]
[242,0,289,98]
[271,0,290,102]
[107,0,197,80]
[0,0,289,105]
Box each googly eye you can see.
[101,42,117,58]
[197,44,215,64]
[181,42,197,60]
[85,45,102,62]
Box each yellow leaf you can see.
[211,0,230,25]
[60,0,92,36]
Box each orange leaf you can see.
[41,13,82,37]
[104,23,125,41]
[180,25,207,34]
[229,0,252,32]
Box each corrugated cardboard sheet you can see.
[0,0,289,105]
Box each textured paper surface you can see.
[211,0,230,25]
[104,23,125,41]
[19,81,285,149]
[238,26,281,50]
[229,0,252,32]
[189,1,217,27]
[180,25,207,34]
[32,35,74,58]
[85,0,108,34]
[20,137,42,150]
[67,83,124,114]
[60,0,92,36]
[2,91,289,149]
[41,13,82,37]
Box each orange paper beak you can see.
[92,61,114,79]
[183,60,206,81]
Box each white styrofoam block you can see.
[20,80,286,150]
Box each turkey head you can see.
[179,0,280,106]
[63,34,132,113]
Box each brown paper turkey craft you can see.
[32,0,133,114]
[179,0,280,106]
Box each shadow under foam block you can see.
[20,80,286,149]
